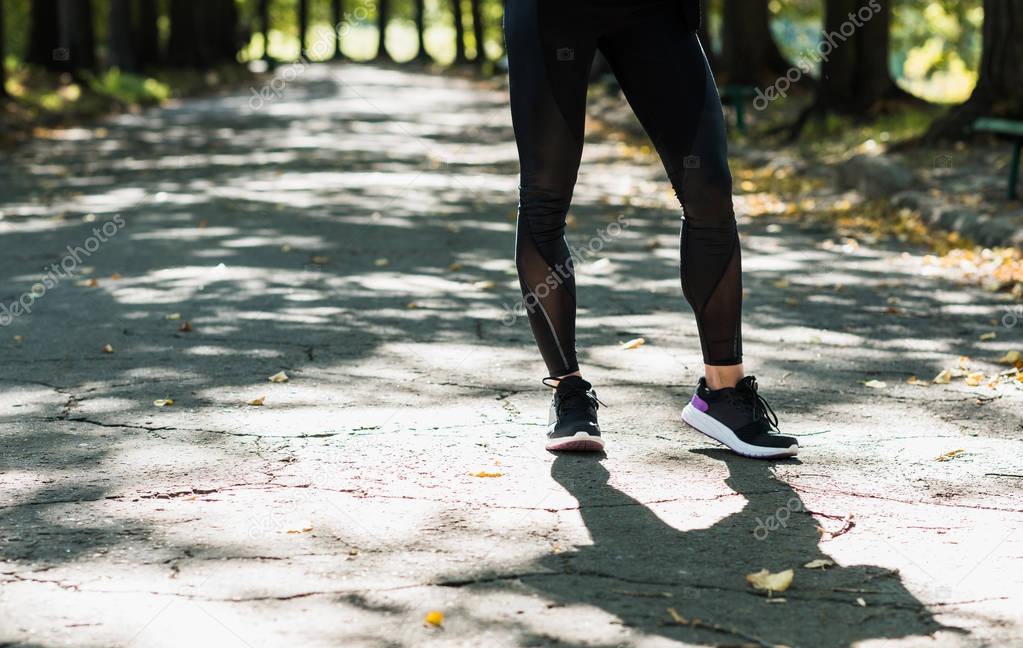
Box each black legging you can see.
[506,0,742,377]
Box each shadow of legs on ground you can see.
[517,451,953,647]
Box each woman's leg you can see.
[599,13,744,387]
[599,8,798,458]
[504,0,596,379]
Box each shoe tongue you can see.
[557,376,592,393]
[735,376,757,393]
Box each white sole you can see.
[682,404,798,459]
[545,430,605,452]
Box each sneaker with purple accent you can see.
[681,376,798,459]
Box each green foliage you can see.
[86,68,171,104]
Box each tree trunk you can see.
[213,0,239,63]
[924,0,1023,139]
[375,0,393,61]
[57,0,97,74]
[720,0,790,85]
[333,0,345,59]
[27,0,61,68]
[298,0,309,59]
[136,0,161,67]
[414,0,431,62]
[470,0,485,65]
[698,0,715,70]
[259,0,273,62]
[451,0,468,64]
[817,0,900,113]
[168,0,209,67]
[109,0,140,72]
[0,0,6,97]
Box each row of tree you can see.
[1,0,1020,134]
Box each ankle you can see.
[704,364,744,390]
[547,371,583,390]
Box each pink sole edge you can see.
[545,439,605,452]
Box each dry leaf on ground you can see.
[424,610,444,627]
[268,371,289,383]
[998,350,1021,365]
[803,559,835,569]
[248,396,266,406]
[621,337,646,350]
[153,399,174,407]
[863,380,887,389]
[965,372,985,386]
[746,568,794,593]
[936,448,966,461]
[933,369,953,384]
[470,471,503,478]
[101,344,114,353]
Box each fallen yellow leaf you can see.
[667,607,687,624]
[153,399,174,407]
[746,568,794,593]
[248,396,266,406]
[863,380,887,389]
[965,372,984,386]
[998,350,1021,365]
[936,449,965,462]
[101,344,114,354]
[979,332,996,341]
[473,280,496,290]
[285,523,313,534]
[933,369,953,384]
[424,610,444,627]
[621,337,646,350]
[803,559,835,569]
[165,313,182,320]
[906,376,929,386]
[268,371,289,383]
[470,471,503,478]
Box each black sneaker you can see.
[542,376,605,452]
[681,376,798,459]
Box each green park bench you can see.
[720,84,756,135]
[973,117,1023,200]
